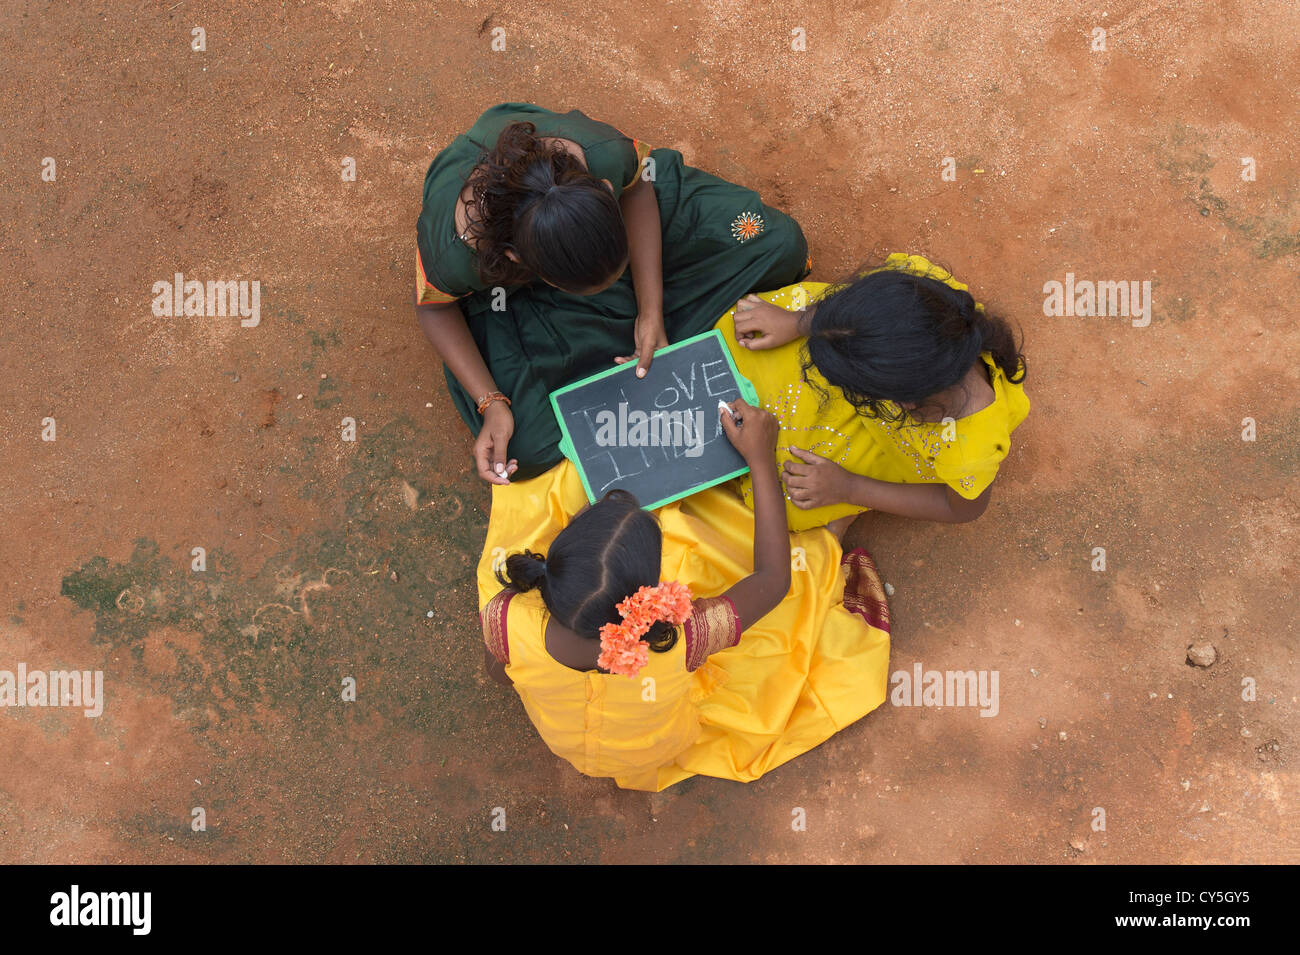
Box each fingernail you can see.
[495,463,505,475]
[636,368,646,378]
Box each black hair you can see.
[802,264,1026,423]
[495,490,678,654]
[466,121,629,293]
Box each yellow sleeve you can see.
[932,435,1009,500]
[625,138,653,190]
[416,247,465,306]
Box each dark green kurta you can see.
[416,103,809,479]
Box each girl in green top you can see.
[414,102,810,484]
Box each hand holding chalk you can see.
[555,330,759,507]
[475,401,518,486]
[720,398,777,465]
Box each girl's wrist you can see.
[636,299,664,321]
[795,305,816,336]
[748,455,781,481]
[847,473,874,507]
[477,391,512,417]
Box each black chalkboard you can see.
[549,330,760,510]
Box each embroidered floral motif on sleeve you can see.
[730,211,765,243]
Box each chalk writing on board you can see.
[565,357,741,497]
[594,405,705,457]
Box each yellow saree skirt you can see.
[477,461,892,791]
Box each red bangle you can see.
[476,391,511,415]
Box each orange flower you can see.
[597,621,650,676]
[598,581,694,677]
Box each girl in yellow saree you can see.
[478,400,891,792]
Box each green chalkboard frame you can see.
[549,329,761,511]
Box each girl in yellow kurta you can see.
[478,400,891,792]
[724,253,1030,533]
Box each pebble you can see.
[1186,642,1217,667]
[1038,717,1047,728]
[426,610,434,618]
[1058,731,1067,740]
[1069,838,1086,852]
[884,582,895,597]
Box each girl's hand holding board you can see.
[612,309,670,378]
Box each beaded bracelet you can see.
[475,391,511,415]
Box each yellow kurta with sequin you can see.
[718,253,1031,532]
[477,461,892,792]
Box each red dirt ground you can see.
[1,0,1296,863]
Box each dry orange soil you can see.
[0,0,1295,862]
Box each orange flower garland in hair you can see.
[597,581,694,677]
